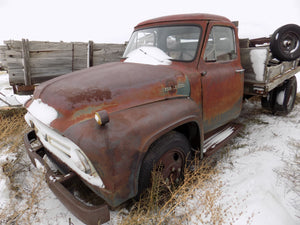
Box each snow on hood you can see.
[124,46,172,65]
[26,99,58,126]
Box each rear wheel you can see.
[261,89,276,111]
[262,76,297,115]
[272,76,297,115]
[137,131,191,197]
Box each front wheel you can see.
[137,131,191,197]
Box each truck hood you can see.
[28,62,190,132]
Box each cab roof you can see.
[135,13,231,28]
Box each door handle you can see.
[201,71,207,76]
[235,69,245,73]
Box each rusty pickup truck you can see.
[23,14,300,224]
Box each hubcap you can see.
[156,149,185,184]
[280,32,299,54]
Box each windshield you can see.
[123,26,201,61]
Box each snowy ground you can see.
[0,72,31,107]
[0,71,300,225]
[215,96,300,225]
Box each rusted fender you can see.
[62,97,203,207]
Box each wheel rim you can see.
[280,31,300,55]
[156,149,185,184]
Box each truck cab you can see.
[123,14,244,133]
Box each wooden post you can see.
[21,39,31,85]
[87,40,94,68]
[71,43,74,72]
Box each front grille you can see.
[25,111,105,189]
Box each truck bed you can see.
[240,38,300,96]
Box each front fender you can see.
[63,98,202,207]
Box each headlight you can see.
[70,149,91,174]
[95,110,109,126]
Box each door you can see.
[199,23,244,133]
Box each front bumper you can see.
[24,130,110,225]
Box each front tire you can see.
[137,131,191,197]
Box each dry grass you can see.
[0,108,45,225]
[118,158,249,225]
[0,108,27,150]
[0,108,29,191]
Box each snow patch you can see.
[296,72,300,93]
[276,90,285,105]
[0,154,16,209]
[27,99,58,126]
[0,72,31,107]
[250,48,268,82]
[0,72,9,88]
[0,172,10,208]
[15,95,31,105]
[124,46,172,65]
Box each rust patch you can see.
[67,89,112,106]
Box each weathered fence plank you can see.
[30,50,72,58]
[29,41,73,51]
[21,39,31,85]
[4,50,23,58]
[29,57,72,68]
[0,39,126,94]
[87,40,94,68]
[4,40,22,49]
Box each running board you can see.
[203,122,243,157]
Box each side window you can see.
[204,26,237,62]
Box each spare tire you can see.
[270,24,300,61]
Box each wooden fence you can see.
[0,39,126,93]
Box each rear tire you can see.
[261,89,276,111]
[272,76,297,115]
[137,131,191,198]
[270,24,300,61]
